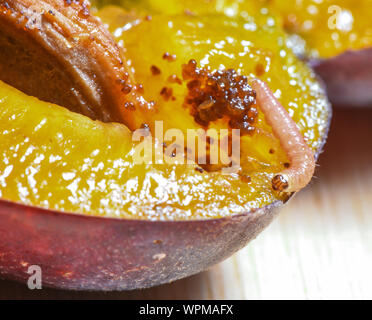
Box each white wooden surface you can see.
[1,107,371,300]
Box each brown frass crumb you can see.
[182,59,258,135]
[163,52,177,62]
[160,86,174,101]
[121,84,132,94]
[241,175,252,183]
[136,83,144,94]
[168,74,182,85]
[255,63,265,77]
[124,102,135,110]
[151,65,161,76]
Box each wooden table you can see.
[1,107,371,300]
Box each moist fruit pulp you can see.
[0,4,330,220]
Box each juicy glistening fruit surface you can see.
[0,81,286,220]
[94,0,372,58]
[98,6,329,165]
[0,3,330,220]
[269,0,372,59]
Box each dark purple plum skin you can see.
[0,199,280,291]
[311,48,372,107]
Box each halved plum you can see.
[0,1,331,290]
[0,80,282,290]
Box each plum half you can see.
[0,1,331,290]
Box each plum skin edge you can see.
[310,47,372,107]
